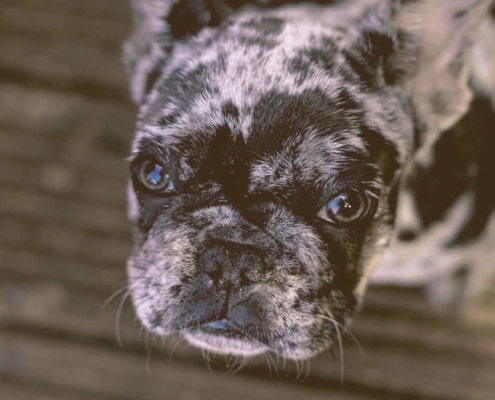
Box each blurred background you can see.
[1,1,495,399]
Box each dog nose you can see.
[199,243,265,290]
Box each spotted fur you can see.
[123,0,493,359]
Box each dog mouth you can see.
[201,319,246,338]
[181,319,268,356]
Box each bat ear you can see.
[349,0,490,149]
[123,0,230,104]
[386,0,491,148]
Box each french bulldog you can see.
[123,0,494,360]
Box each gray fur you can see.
[123,0,492,360]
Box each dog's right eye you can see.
[135,159,176,193]
[317,190,376,224]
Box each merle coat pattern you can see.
[123,0,494,359]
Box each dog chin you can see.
[182,331,268,357]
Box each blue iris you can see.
[140,160,175,192]
[327,194,350,214]
[147,164,163,185]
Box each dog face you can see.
[124,0,489,359]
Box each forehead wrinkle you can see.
[248,125,370,195]
[249,151,296,192]
[296,129,368,184]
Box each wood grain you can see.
[1,0,494,399]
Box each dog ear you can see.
[123,0,230,104]
[393,0,490,148]
[352,0,490,149]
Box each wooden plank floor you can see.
[1,2,495,399]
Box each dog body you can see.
[123,0,494,360]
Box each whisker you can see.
[320,313,365,362]
[101,285,129,310]
[295,358,301,380]
[225,353,242,375]
[110,276,148,287]
[302,358,311,382]
[138,325,146,342]
[231,355,249,374]
[168,334,186,359]
[229,355,242,374]
[339,327,365,362]
[333,318,345,385]
[267,351,280,379]
[145,331,153,375]
[115,289,131,347]
[263,352,273,379]
[280,351,287,371]
[202,348,213,373]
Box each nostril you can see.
[201,268,223,289]
[199,247,225,284]
[240,270,252,288]
[238,251,264,285]
[205,267,222,282]
[398,228,418,242]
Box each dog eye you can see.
[137,159,175,193]
[317,191,374,224]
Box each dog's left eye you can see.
[317,190,375,224]
[136,159,176,193]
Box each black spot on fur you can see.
[343,51,375,85]
[221,101,240,121]
[197,125,250,204]
[287,57,310,81]
[288,36,338,82]
[143,61,165,100]
[157,111,181,126]
[384,29,419,84]
[334,89,361,112]
[345,29,395,86]
[362,29,394,62]
[170,285,183,296]
[167,0,225,39]
[156,62,221,112]
[249,89,357,156]
[360,127,400,184]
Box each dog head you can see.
[123,0,488,359]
